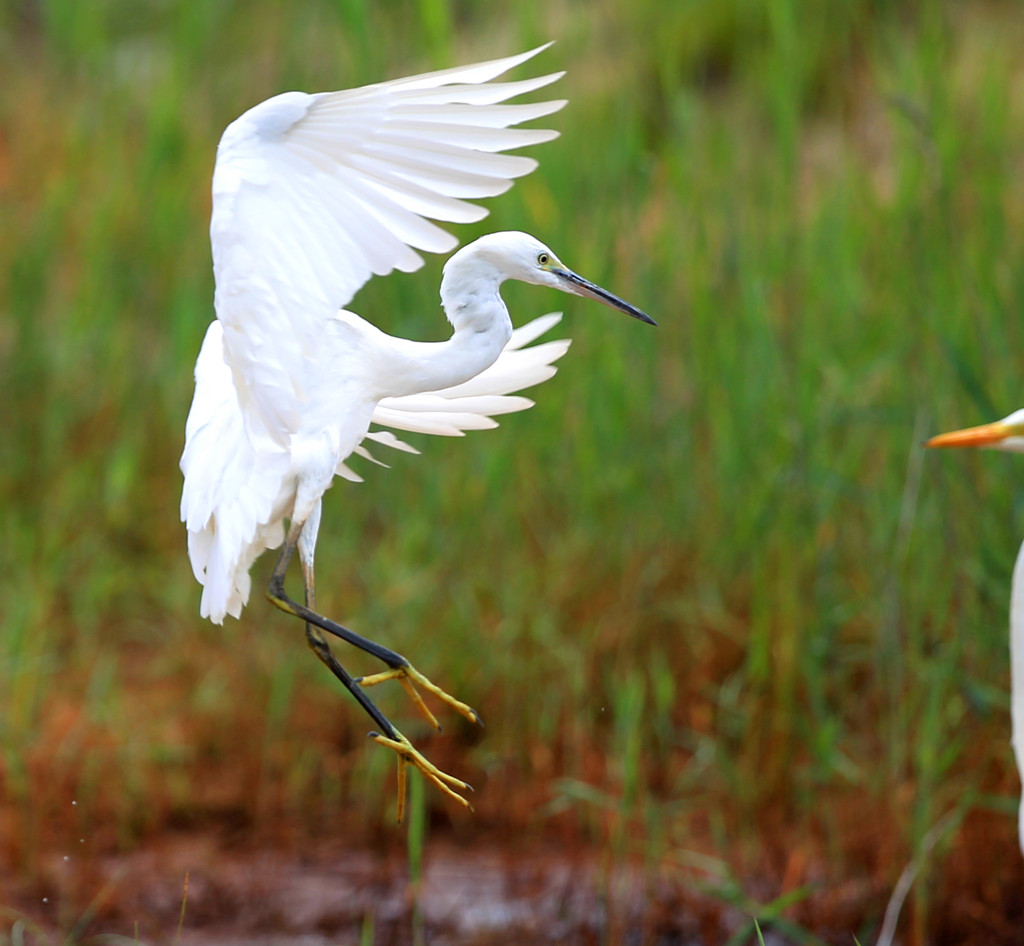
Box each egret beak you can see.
[925,421,1015,450]
[553,267,657,326]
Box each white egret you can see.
[927,410,1024,856]
[179,45,655,818]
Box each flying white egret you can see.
[179,45,655,818]
[927,410,1024,857]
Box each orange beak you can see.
[925,421,1014,450]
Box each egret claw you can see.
[358,665,481,728]
[369,730,473,821]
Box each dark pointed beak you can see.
[553,268,657,326]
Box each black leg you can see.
[299,539,401,740]
[265,519,412,666]
[266,520,481,728]
[265,517,473,818]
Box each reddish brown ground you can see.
[4,652,1024,943]
[3,815,1024,946]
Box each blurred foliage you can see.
[3,0,1024,940]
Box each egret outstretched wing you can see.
[210,45,565,444]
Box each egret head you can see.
[454,231,656,325]
[926,408,1024,454]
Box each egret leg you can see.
[267,519,481,728]
[292,507,395,740]
[268,515,473,818]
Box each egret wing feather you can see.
[395,74,566,107]
[371,44,557,90]
[370,408,500,436]
[365,430,421,455]
[361,138,541,185]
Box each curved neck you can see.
[373,302,512,400]
[366,248,515,399]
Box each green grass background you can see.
[3,0,1024,940]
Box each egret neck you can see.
[370,252,515,400]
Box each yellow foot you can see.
[371,730,473,823]
[357,665,481,730]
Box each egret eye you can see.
[537,252,550,265]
